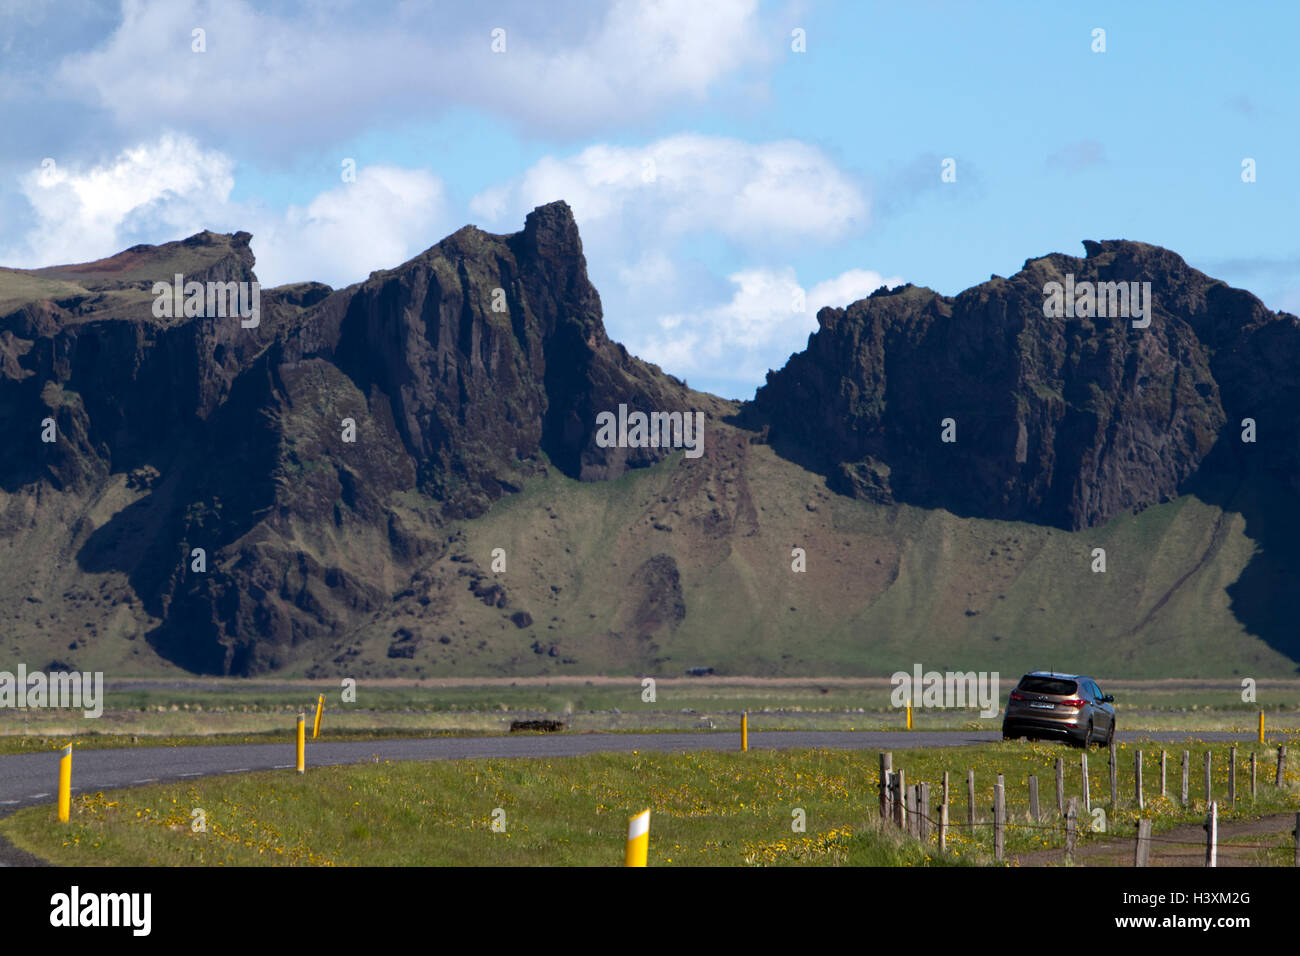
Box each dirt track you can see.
[1012,812,1299,867]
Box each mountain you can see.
[749,240,1300,531]
[1,206,1297,678]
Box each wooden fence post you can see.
[943,770,950,811]
[1204,751,1212,806]
[939,802,948,851]
[1278,746,1287,786]
[1065,797,1078,864]
[1160,750,1167,799]
[1181,750,1189,806]
[1029,775,1040,823]
[919,782,931,842]
[967,769,976,830]
[894,769,906,829]
[1251,751,1257,801]
[1081,752,1090,814]
[1229,745,1237,805]
[1135,750,1144,812]
[1205,801,1217,867]
[1134,819,1152,867]
[1294,812,1299,867]
[1108,738,1118,808]
[994,774,1005,861]
[1055,757,1064,814]
[879,752,892,820]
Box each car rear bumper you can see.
[1002,714,1082,737]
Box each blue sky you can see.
[2,0,1296,398]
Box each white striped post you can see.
[624,809,650,866]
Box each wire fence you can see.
[895,804,1286,850]
[877,747,1300,865]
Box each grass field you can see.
[4,678,1300,748]
[4,677,1300,750]
[3,740,1297,866]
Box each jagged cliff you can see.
[1,212,1297,677]
[749,240,1300,530]
[0,203,722,674]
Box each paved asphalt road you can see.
[0,729,1259,811]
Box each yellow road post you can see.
[57,743,72,823]
[741,712,748,752]
[313,694,325,739]
[624,809,650,866]
[296,713,305,773]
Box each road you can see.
[0,729,1259,810]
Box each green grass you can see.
[0,269,89,313]
[4,678,1300,743]
[0,727,498,756]
[0,749,983,867]
[4,740,1297,867]
[414,441,1300,680]
[889,737,1300,860]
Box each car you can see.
[1001,672,1115,748]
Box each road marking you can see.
[178,772,202,777]
[0,800,19,805]
[272,764,292,769]
[132,778,157,784]
[222,768,249,774]
[28,793,49,798]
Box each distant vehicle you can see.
[1001,672,1115,748]
[685,666,715,677]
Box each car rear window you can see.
[1018,677,1078,696]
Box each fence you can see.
[877,745,1298,867]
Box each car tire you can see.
[1079,720,1094,749]
[1002,728,1017,741]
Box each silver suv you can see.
[1001,672,1115,748]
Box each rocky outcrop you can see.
[749,240,1300,530]
[0,203,717,674]
[4,213,1296,675]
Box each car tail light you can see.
[1009,690,1025,701]
[1060,698,1086,708]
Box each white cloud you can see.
[631,265,904,390]
[467,133,874,394]
[4,133,449,288]
[8,133,234,267]
[54,0,775,146]
[471,134,868,246]
[249,166,447,288]
[617,250,677,287]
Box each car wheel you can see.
[1079,720,1093,749]
[1002,728,1017,741]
